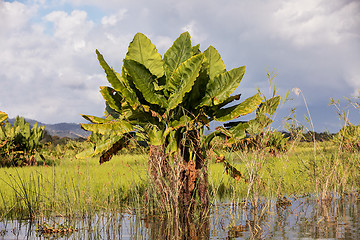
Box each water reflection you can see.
[0,195,359,239]
[142,209,210,239]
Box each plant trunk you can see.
[179,131,208,211]
[148,131,209,213]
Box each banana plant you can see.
[79,32,279,210]
[0,116,45,167]
[333,124,360,152]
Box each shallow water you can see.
[1,195,359,239]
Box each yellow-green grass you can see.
[1,141,359,219]
[209,141,360,199]
[0,154,148,219]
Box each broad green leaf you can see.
[170,115,193,129]
[32,122,38,130]
[147,125,164,146]
[124,59,167,107]
[100,86,123,113]
[214,93,263,122]
[215,126,233,138]
[257,96,281,116]
[184,63,209,109]
[0,126,5,139]
[104,103,121,120]
[96,49,139,108]
[76,147,95,159]
[165,130,178,154]
[215,93,241,109]
[228,121,249,139]
[81,120,133,135]
[99,137,128,164]
[153,81,164,91]
[246,113,273,135]
[200,66,246,107]
[192,44,201,55]
[118,68,133,89]
[125,33,164,78]
[81,114,109,124]
[167,54,204,111]
[203,130,224,149]
[204,46,226,80]
[117,101,158,124]
[196,112,210,126]
[93,135,122,156]
[0,111,8,123]
[23,122,31,139]
[164,32,192,80]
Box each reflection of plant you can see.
[36,222,78,235]
[0,116,45,167]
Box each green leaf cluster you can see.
[0,116,45,167]
[333,124,360,152]
[79,32,280,164]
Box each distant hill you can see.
[7,118,90,139]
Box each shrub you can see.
[0,116,45,167]
[333,124,360,152]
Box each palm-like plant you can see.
[79,32,279,211]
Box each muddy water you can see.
[1,195,359,239]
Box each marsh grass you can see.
[0,127,359,240]
[0,153,148,220]
[1,140,359,219]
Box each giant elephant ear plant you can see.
[79,32,280,212]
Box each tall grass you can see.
[0,153,148,220]
[1,140,359,220]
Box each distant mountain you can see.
[7,118,90,139]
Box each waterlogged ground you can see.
[1,195,359,239]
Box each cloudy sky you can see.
[1,0,359,132]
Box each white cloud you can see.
[0,2,104,123]
[273,0,360,47]
[181,21,207,44]
[44,10,93,45]
[153,36,173,54]
[1,0,359,131]
[101,9,127,26]
[0,1,36,31]
[101,15,118,26]
[345,68,360,96]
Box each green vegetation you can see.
[0,111,7,123]
[0,136,359,220]
[0,152,147,220]
[333,124,360,152]
[0,116,45,167]
[79,32,281,213]
[0,33,359,240]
